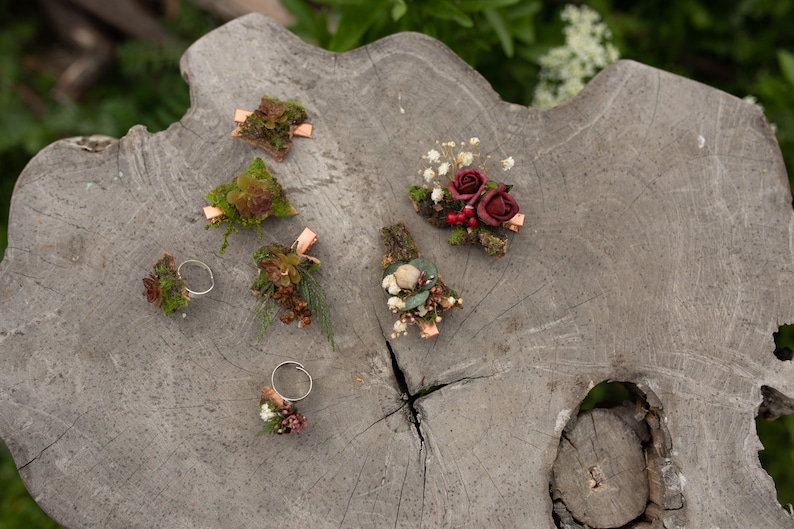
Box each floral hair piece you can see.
[408,138,524,258]
[204,157,297,254]
[380,222,462,339]
[257,386,307,436]
[142,252,190,315]
[232,95,311,162]
[250,228,334,348]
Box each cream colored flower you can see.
[382,274,401,295]
[469,137,480,146]
[501,156,515,171]
[456,151,474,167]
[423,168,436,182]
[438,162,450,176]
[431,187,444,204]
[426,149,440,163]
[387,296,405,311]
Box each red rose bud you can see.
[476,183,520,226]
[447,168,488,205]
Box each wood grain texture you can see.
[1,13,793,529]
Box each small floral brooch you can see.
[142,252,189,315]
[408,138,524,258]
[250,229,334,347]
[204,158,297,254]
[381,222,462,339]
[257,386,307,435]
[232,95,312,162]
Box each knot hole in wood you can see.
[551,382,685,529]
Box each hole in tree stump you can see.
[550,381,686,529]
[772,324,794,361]
[757,384,794,507]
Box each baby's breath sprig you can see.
[408,138,523,258]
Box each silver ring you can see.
[177,259,214,296]
[271,361,312,402]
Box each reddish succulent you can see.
[227,174,272,218]
[142,275,162,306]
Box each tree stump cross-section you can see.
[1,13,794,529]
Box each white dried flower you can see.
[382,274,401,295]
[447,296,457,306]
[260,403,276,423]
[431,187,444,204]
[423,168,436,182]
[387,296,405,311]
[501,156,515,171]
[426,149,440,163]
[456,151,474,167]
[438,162,450,176]
[469,137,480,146]
[393,320,407,334]
[416,305,429,317]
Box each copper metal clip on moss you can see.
[250,228,334,348]
[142,253,214,315]
[232,95,312,162]
[408,138,524,258]
[380,222,463,339]
[204,157,297,254]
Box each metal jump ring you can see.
[271,361,313,402]
[177,259,214,296]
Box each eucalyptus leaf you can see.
[401,289,430,311]
[383,262,403,279]
[409,258,438,289]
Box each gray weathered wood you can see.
[2,13,794,529]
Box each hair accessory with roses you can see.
[408,138,524,258]
[380,222,463,339]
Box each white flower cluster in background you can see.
[743,95,778,133]
[532,4,620,109]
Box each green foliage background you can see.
[1,0,793,526]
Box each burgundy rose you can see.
[476,183,519,226]
[447,168,488,205]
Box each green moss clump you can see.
[205,158,297,253]
[408,184,431,204]
[142,252,189,315]
[448,225,467,245]
[238,96,308,161]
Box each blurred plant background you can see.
[0,0,793,526]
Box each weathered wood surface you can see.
[1,13,793,529]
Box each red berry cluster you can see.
[446,205,479,227]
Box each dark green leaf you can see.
[328,2,388,51]
[423,0,473,28]
[484,8,513,58]
[391,0,407,21]
[457,0,519,12]
[778,49,794,87]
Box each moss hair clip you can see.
[250,228,334,348]
[232,95,312,162]
[142,252,214,315]
[204,157,297,254]
[408,137,524,258]
[380,222,463,339]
